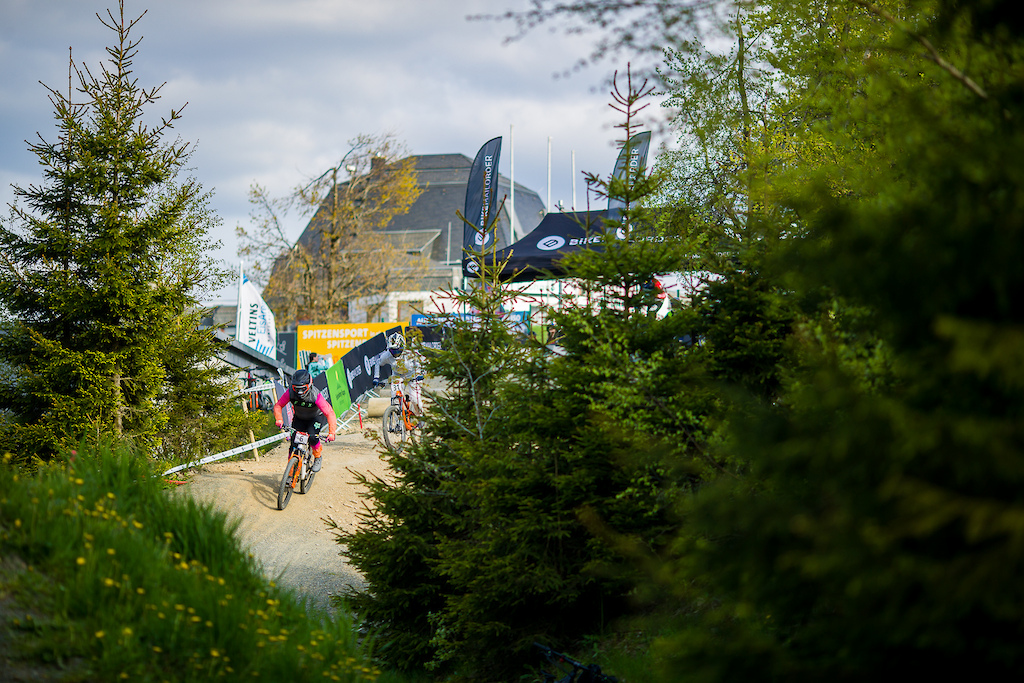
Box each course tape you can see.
[161,432,288,476]
[237,382,276,395]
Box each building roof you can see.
[299,153,548,272]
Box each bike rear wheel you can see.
[382,405,407,451]
[277,455,300,510]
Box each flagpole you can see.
[235,261,244,342]
[571,149,576,211]
[546,136,552,213]
[509,123,515,240]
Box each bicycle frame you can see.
[277,427,323,510]
[289,431,310,485]
[390,377,417,431]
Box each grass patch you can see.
[0,444,402,682]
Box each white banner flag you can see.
[235,267,277,358]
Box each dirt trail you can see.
[171,428,388,610]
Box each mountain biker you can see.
[371,332,424,415]
[273,368,337,472]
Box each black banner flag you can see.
[607,131,652,216]
[462,136,502,277]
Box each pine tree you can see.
[0,3,233,460]
[651,2,1024,680]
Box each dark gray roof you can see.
[299,153,547,272]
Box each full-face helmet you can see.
[290,369,317,401]
[387,333,405,356]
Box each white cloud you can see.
[1,0,666,301]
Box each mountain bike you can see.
[381,375,421,452]
[534,643,618,683]
[277,427,318,510]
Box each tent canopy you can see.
[466,210,611,282]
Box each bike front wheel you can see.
[278,455,301,510]
[300,452,316,494]
[382,406,407,451]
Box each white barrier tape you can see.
[161,431,288,476]
[237,382,276,395]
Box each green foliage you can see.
[644,1,1024,680]
[335,68,806,680]
[0,444,395,682]
[0,3,233,462]
[156,309,265,464]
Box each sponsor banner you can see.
[276,331,296,369]
[235,270,277,357]
[406,322,445,350]
[274,380,293,429]
[608,131,652,215]
[463,136,502,277]
[338,326,404,402]
[324,361,351,414]
[297,322,398,357]
[410,312,528,336]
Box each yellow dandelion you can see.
[175,604,185,611]
[95,630,106,639]
[106,548,116,556]
[75,478,84,485]
[107,492,116,499]
[122,627,133,636]
[206,621,213,628]
[103,578,115,587]
[218,577,225,585]
[190,616,201,623]
[211,649,220,658]
[187,607,195,614]
[77,494,85,501]
[158,612,165,619]
[136,587,145,595]
[153,646,163,653]
[76,557,86,566]
[163,532,173,539]
[13,519,20,528]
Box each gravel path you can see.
[171,428,390,611]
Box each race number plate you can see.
[293,432,309,445]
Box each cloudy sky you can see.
[1,0,661,302]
